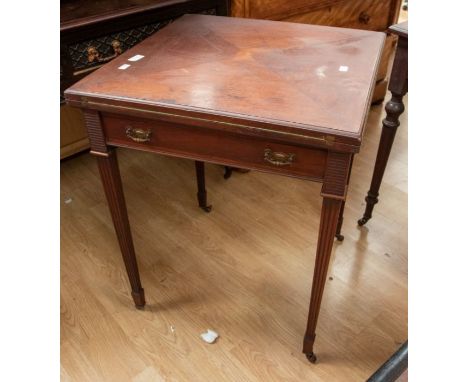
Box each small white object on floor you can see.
[118,64,131,70]
[339,65,349,72]
[64,197,73,204]
[170,325,175,333]
[200,329,219,344]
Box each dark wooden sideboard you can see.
[60,0,229,158]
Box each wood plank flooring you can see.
[60,93,407,381]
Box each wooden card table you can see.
[65,14,385,362]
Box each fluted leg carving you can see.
[195,161,212,212]
[358,94,404,226]
[303,197,342,362]
[335,155,354,241]
[97,149,145,308]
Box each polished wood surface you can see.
[230,0,402,104]
[60,91,408,380]
[359,21,407,226]
[66,14,385,140]
[232,0,400,30]
[64,14,385,362]
[60,0,227,159]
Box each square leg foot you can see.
[303,333,317,363]
[131,288,146,309]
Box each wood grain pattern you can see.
[229,0,402,103]
[278,0,391,31]
[65,14,385,141]
[60,90,407,380]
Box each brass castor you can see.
[224,166,233,179]
[357,216,369,226]
[335,233,345,241]
[305,352,317,363]
[200,205,212,213]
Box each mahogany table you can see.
[359,21,408,226]
[65,14,385,362]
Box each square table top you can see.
[65,14,385,146]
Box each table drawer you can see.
[101,114,327,181]
[282,0,392,32]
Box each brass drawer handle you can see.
[358,11,371,24]
[125,126,152,142]
[87,40,123,64]
[264,148,295,166]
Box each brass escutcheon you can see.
[264,148,295,166]
[125,126,152,142]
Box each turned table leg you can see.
[97,149,146,308]
[357,99,403,226]
[358,34,407,226]
[195,161,212,212]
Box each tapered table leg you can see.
[97,149,145,308]
[195,161,212,212]
[303,197,342,362]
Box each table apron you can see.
[101,113,328,181]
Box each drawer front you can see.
[245,0,327,20]
[101,114,327,181]
[282,0,392,32]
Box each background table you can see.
[359,21,408,226]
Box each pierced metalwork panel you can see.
[67,8,217,73]
[68,20,172,72]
